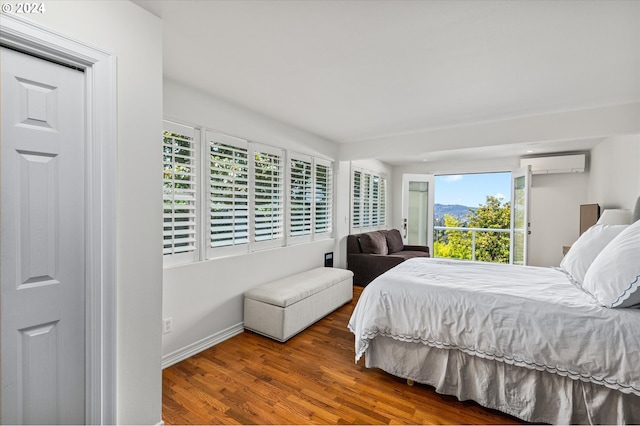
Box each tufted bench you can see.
[244,267,354,342]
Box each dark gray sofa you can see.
[346,229,430,286]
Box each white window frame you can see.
[205,130,250,258]
[287,153,336,245]
[163,120,200,267]
[351,166,388,234]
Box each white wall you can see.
[588,134,640,210]
[334,160,351,269]
[164,79,337,158]
[163,240,335,356]
[22,2,164,424]
[528,173,589,266]
[162,79,340,362]
[392,157,589,267]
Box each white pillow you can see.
[582,220,640,308]
[559,224,627,284]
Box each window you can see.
[433,172,512,263]
[163,121,199,266]
[164,121,333,263]
[362,173,371,228]
[351,167,387,233]
[207,131,249,256]
[289,153,334,243]
[352,171,362,228]
[372,175,380,227]
[314,160,333,235]
[253,145,284,249]
[379,177,387,225]
[289,155,312,240]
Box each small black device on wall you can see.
[324,252,333,267]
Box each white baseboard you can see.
[162,322,244,369]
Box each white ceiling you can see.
[134,0,640,163]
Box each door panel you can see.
[20,321,60,424]
[1,47,86,424]
[510,166,530,265]
[402,174,435,249]
[18,151,59,287]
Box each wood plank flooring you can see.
[163,286,522,425]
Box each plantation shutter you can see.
[163,121,198,265]
[379,177,387,226]
[290,154,313,241]
[362,173,372,227]
[207,131,249,255]
[254,144,284,248]
[352,170,362,230]
[371,175,380,227]
[351,168,387,233]
[314,159,333,235]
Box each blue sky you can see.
[435,172,511,207]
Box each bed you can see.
[348,216,640,424]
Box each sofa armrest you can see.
[403,245,430,255]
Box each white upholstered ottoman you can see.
[244,267,354,342]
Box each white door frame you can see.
[0,14,117,424]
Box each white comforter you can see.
[348,258,640,396]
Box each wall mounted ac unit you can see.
[520,154,586,175]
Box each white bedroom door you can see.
[510,166,531,265]
[402,174,435,249]
[1,47,86,424]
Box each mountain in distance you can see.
[433,203,476,222]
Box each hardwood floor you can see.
[163,286,522,425]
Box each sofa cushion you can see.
[386,229,405,253]
[360,231,388,255]
[389,250,430,260]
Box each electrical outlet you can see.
[162,318,173,334]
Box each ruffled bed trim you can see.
[349,325,640,396]
[365,335,640,424]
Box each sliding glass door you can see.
[510,167,531,265]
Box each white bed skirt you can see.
[365,336,640,425]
